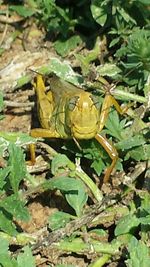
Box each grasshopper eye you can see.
[68,96,79,111]
[90,95,101,109]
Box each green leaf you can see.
[51,154,75,175]
[75,53,90,76]
[0,131,36,156]
[126,237,150,267]
[139,215,150,225]
[109,37,120,47]
[115,214,140,236]
[117,6,136,24]
[16,75,32,88]
[116,134,146,150]
[44,176,88,216]
[137,0,150,3]
[75,36,100,75]
[91,157,105,176]
[89,228,107,237]
[0,255,16,267]
[125,144,150,161]
[140,192,150,214]
[105,110,126,141]
[10,5,35,17]
[0,237,16,267]
[66,180,88,216]
[0,209,17,235]
[96,63,122,78]
[42,57,83,86]
[117,29,150,73]
[0,47,5,56]
[91,0,108,26]
[8,143,27,194]
[44,177,80,192]
[48,211,73,230]
[17,246,35,267]
[0,195,30,221]
[0,131,36,145]
[0,237,9,255]
[0,167,10,189]
[54,35,82,57]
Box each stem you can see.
[56,238,121,255]
[113,89,147,103]
[75,169,103,202]
[89,254,111,267]
[89,81,147,103]
[0,232,36,245]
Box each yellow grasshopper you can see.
[30,74,126,183]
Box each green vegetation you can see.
[0,0,150,266]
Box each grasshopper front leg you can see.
[99,94,126,132]
[30,129,60,163]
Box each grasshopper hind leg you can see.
[95,134,118,183]
[29,75,60,164]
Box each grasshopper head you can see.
[67,92,101,139]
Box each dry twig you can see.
[4,100,34,108]
[0,8,9,46]
[32,196,116,252]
